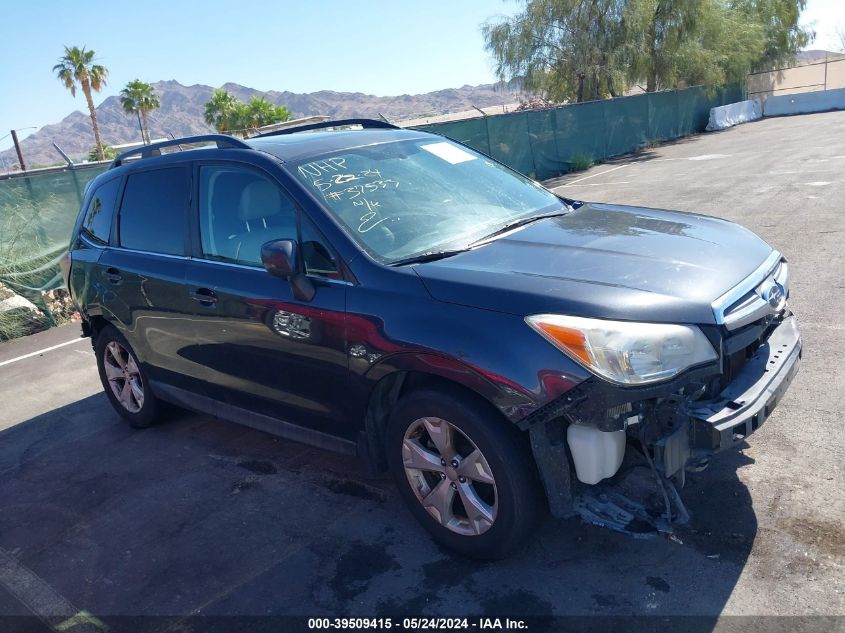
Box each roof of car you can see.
[101,127,437,183]
[246,128,432,163]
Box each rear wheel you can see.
[386,387,544,559]
[95,325,161,428]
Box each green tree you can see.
[203,89,239,132]
[53,46,109,160]
[204,91,291,134]
[119,79,161,144]
[233,96,292,132]
[625,0,810,89]
[741,0,812,71]
[483,0,813,102]
[624,0,704,93]
[483,0,628,103]
[88,144,117,162]
[623,0,763,91]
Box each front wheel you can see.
[95,325,162,428]
[386,387,544,559]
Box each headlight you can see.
[526,314,718,385]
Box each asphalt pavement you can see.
[0,111,842,630]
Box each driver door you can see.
[183,161,352,440]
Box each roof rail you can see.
[110,134,252,168]
[254,118,399,138]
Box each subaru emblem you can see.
[764,283,784,308]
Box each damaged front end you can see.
[525,311,801,538]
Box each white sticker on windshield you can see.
[420,142,476,164]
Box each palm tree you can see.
[247,96,291,128]
[229,96,292,135]
[119,79,161,144]
[53,46,108,160]
[204,90,292,136]
[203,89,239,132]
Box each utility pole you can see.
[11,129,26,171]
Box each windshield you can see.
[293,138,565,264]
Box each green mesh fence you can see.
[0,165,106,297]
[415,84,744,180]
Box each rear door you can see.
[184,161,351,439]
[67,174,122,309]
[97,164,199,390]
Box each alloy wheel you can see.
[402,417,498,536]
[103,341,144,413]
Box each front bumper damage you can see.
[527,315,802,536]
[689,316,801,453]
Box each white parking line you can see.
[562,164,628,185]
[560,180,631,187]
[0,547,105,632]
[0,338,86,369]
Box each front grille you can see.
[719,313,780,391]
[712,252,789,331]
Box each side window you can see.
[301,216,341,279]
[81,177,120,244]
[119,167,187,256]
[198,165,297,266]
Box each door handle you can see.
[102,267,122,283]
[190,288,218,306]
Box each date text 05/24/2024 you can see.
[307,617,529,630]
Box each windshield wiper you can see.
[389,249,469,266]
[469,209,571,247]
[389,204,574,266]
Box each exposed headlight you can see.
[526,314,718,385]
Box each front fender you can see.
[364,351,536,422]
[344,277,591,427]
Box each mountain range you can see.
[8,50,839,170]
[2,80,520,169]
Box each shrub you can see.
[569,153,593,172]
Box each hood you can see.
[414,203,774,325]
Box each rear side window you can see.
[81,177,120,244]
[119,167,188,255]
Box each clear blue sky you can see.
[0,0,519,150]
[1,0,842,152]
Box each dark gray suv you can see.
[63,121,801,558]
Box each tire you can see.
[95,325,161,428]
[386,386,545,559]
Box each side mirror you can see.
[261,239,297,279]
[261,239,316,302]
